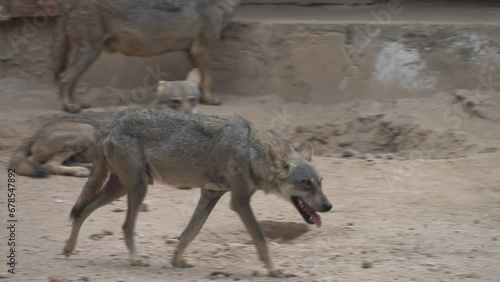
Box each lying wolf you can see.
[53,0,243,113]
[63,108,333,277]
[10,69,202,178]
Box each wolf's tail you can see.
[9,136,49,178]
[70,138,110,221]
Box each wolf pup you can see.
[9,69,201,178]
[62,109,332,277]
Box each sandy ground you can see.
[0,77,499,282]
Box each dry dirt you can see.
[0,76,499,282]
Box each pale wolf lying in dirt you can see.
[63,108,333,277]
[53,0,243,113]
[10,69,202,178]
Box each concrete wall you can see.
[210,22,500,103]
[1,17,499,104]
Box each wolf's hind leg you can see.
[105,138,150,267]
[63,174,126,256]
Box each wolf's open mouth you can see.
[291,196,322,228]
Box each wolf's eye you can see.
[300,179,312,186]
[169,99,181,109]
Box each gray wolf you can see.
[53,0,242,113]
[9,69,201,178]
[62,108,332,277]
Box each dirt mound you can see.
[257,220,310,242]
[278,114,476,160]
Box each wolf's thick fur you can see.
[63,109,332,277]
[9,69,201,178]
[53,0,242,113]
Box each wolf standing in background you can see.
[53,0,243,113]
[10,69,202,178]
[63,109,332,277]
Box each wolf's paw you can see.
[130,257,150,267]
[62,242,74,257]
[73,167,90,178]
[201,95,222,106]
[63,103,82,113]
[267,269,295,278]
[172,258,193,268]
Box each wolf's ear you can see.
[157,80,172,94]
[299,143,313,162]
[267,146,291,178]
[186,68,201,86]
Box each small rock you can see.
[54,199,65,203]
[493,237,498,241]
[383,153,395,160]
[211,271,231,277]
[361,260,373,269]
[252,271,259,276]
[166,238,178,244]
[89,234,103,241]
[112,208,125,212]
[337,140,352,147]
[0,274,9,279]
[473,219,480,224]
[90,230,112,240]
[347,222,354,226]
[79,276,89,281]
[363,153,375,161]
[140,203,150,212]
[341,148,359,158]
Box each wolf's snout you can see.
[322,203,332,212]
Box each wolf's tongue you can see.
[312,211,322,228]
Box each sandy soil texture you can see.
[0,77,499,282]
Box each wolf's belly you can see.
[103,21,196,55]
[148,162,228,189]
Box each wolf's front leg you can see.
[230,196,284,278]
[172,189,226,268]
